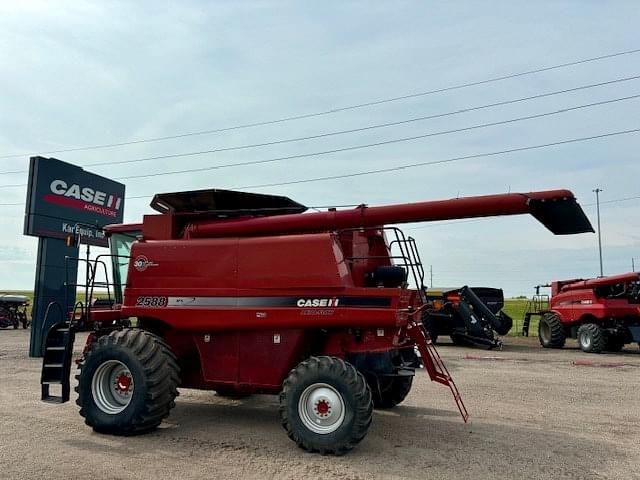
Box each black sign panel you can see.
[24,157,125,247]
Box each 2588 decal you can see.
[135,296,168,307]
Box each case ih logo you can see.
[296,298,340,308]
[133,255,158,272]
[44,179,123,218]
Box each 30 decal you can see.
[135,296,168,307]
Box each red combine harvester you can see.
[536,272,640,353]
[40,188,592,454]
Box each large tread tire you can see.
[372,375,413,409]
[76,328,180,435]
[538,313,566,348]
[577,323,605,353]
[279,356,373,455]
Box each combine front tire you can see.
[538,313,566,348]
[577,323,605,353]
[76,329,180,435]
[372,375,413,409]
[279,356,373,455]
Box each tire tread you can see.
[75,328,180,435]
[279,355,372,455]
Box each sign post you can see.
[24,156,125,356]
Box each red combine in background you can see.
[39,188,592,454]
[536,272,640,353]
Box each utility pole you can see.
[429,265,433,287]
[633,258,636,272]
[593,188,604,277]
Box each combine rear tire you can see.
[538,313,566,348]
[279,356,373,455]
[577,323,605,353]
[76,329,180,435]
[372,375,413,409]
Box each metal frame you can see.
[340,226,426,302]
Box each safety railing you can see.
[63,254,130,328]
[339,226,426,301]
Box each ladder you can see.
[407,323,469,423]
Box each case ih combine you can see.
[536,272,640,353]
[40,188,592,454]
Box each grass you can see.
[503,298,538,336]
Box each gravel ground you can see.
[1,330,639,480]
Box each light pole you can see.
[593,188,604,277]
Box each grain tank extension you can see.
[40,188,592,454]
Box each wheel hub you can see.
[91,360,135,414]
[298,383,345,434]
[540,323,550,342]
[580,332,591,348]
[115,372,133,393]
[315,399,331,416]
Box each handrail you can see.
[338,226,426,302]
[60,254,131,327]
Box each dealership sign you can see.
[24,157,125,247]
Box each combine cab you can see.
[39,188,592,454]
[537,272,640,353]
[422,286,512,348]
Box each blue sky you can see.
[0,1,638,295]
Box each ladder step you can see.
[44,364,63,368]
[46,346,65,351]
[41,381,62,385]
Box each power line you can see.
[2,74,638,176]
[0,128,640,207]
[1,47,639,161]
[585,194,640,206]
[2,92,634,188]
[85,128,640,202]
[1,128,638,208]
[119,95,640,181]
[6,94,639,189]
[69,76,640,170]
[233,127,640,189]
